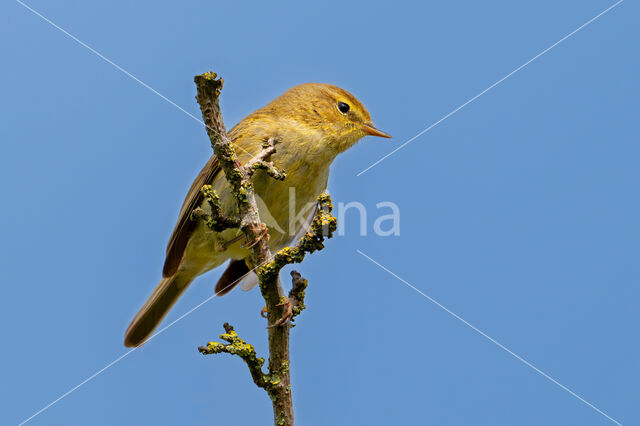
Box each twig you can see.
[192,72,286,425]
[191,185,241,232]
[193,72,337,426]
[198,273,311,413]
[243,138,287,181]
[257,193,337,285]
[194,72,274,273]
[289,271,308,322]
[197,274,305,397]
[198,323,268,389]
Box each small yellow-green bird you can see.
[124,83,390,347]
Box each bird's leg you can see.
[264,297,293,328]
[221,234,244,250]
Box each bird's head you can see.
[258,83,390,157]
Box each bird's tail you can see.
[124,274,194,347]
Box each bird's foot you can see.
[243,223,269,249]
[262,297,293,328]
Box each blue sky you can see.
[1,1,638,425]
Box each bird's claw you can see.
[242,223,269,249]
[262,297,293,328]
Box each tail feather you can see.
[124,274,193,347]
[214,259,249,296]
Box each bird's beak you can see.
[361,123,391,138]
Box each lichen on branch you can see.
[197,277,301,397]
[194,71,270,269]
[257,193,337,286]
[244,138,287,181]
[197,323,284,394]
[289,271,308,321]
[193,71,337,426]
[191,185,241,232]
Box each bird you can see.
[124,83,390,347]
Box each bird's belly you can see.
[180,166,329,277]
[253,166,329,248]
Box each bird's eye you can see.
[338,102,350,114]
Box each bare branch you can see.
[257,193,337,285]
[289,271,308,321]
[198,323,268,390]
[243,138,287,181]
[194,72,271,268]
[191,185,241,232]
[193,72,337,426]
[194,72,293,425]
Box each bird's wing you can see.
[163,155,220,277]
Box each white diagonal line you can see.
[14,0,254,158]
[17,264,262,426]
[15,0,203,126]
[356,249,623,426]
[16,349,136,426]
[13,5,268,423]
[356,0,624,176]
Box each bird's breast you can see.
[181,128,333,277]
[252,161,330,248]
